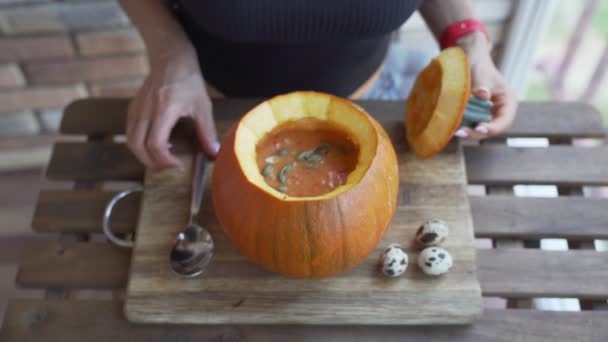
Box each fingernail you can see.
[475,87,491,99]
[211,141,221,154]
[475,125,489,134]
[454,128,468,138]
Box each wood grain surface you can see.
[123,118,482,325]
[32,190,140,234]
[465,145,608,186]
[17,240,130,289]
[32,190,608,240]
[3,300,608,342]
[60,98,606,138]
[47,142,143,181]
[44,141,608,187]
[16,240,608,299]
[471,196,608,240]
[7,97,608,340]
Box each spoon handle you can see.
[190,152,207,224]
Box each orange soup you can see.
[256,118,359,197]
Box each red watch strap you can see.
[440,19,490,50]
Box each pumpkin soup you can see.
[256,118,359,197]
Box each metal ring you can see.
[103,187,142,248]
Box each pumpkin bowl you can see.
[211,91,399,278]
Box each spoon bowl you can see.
[170,224,214,277]
[169,153,214,277]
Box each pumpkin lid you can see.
[405,47,471,159]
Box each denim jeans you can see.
[363,44,433,100]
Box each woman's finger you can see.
[473,87,491,100]
[127,96,156,168]
[193,103,221,158]
[146,107,183,169]
[470,63,492,100]
[482,90,517,135]
[455,126,487,141]
[126,93,142,140]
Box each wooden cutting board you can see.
[124,119,482,325]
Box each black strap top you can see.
[173,0,421,97]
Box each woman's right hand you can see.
[126,46,220,170]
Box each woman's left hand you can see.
[454,32,518,140]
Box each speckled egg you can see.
[415,219,449,246]
[417,247,453,276]
[380,244,409,277]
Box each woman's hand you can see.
[454,32,518,140]
[126,47,220,170]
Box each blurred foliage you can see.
[591,0,608,33]
[526,81,551,101]
[526,0,608,127]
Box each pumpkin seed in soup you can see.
[278,163,293,184]
[265,156,279,164]
[276,148,290,156]
[314,142,330,156]
[276,185,288,193]
[297,150,315,161]
[298,143,330,162]
[306,154,323,164]
[261,164,274,177]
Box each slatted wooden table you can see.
[2,99,608,341]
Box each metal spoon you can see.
[169,153,214,277]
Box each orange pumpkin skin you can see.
[405,47,471,159]
[212,92,399,278]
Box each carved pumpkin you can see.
[405,47,471,159]
[212,91,399,278]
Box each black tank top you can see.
[173,0,421,97]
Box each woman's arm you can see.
[419,0,518,139]
[419,0,476,39]
[119,0,192,65]
[119,0,219,169]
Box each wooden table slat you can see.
[32,190,140,234]
[32,191,608,241]
[16,240,130,289]
[61,98,130,136]
[47,142,143,181]
[466,145,608,186]
[477,249,608,299]
[16,240,608,299]
[61,98,606,138]
[2,300,608,342]
[45,142,608,186]
[471,196,608,240]
[506,101,605,138]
